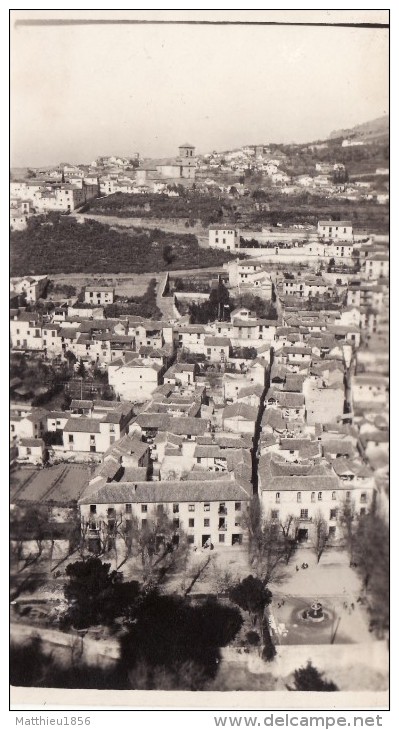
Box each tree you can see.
[312,511,330,563]
[339,499,357,565]
[351,511,389,634]
[290,661,338,691]
[162,244,174,266]
[280,516,299,565]
[77,358,86,378]
[229,575,272,627]
[120,590,243,689]
[62,557,141,629]
[10,505,51,572]
[244,498,290,585]
[209,281,231,320]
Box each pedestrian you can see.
[351,602,355,611]
[296,565,299,572]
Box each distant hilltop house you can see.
[317,220,353,241]
[84,286,115,305]
[342,138,365,147]
[209,226,240,251]
[93,154,140,168]
[10,275,48,303]
[138,143,197,183]
[10,179,98,213]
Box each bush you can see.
[246,630,260,646]
[291,661,338,691]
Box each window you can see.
[332,491,336,501]
[188,535,195,544]
[188,504,195,512]
[173,504,179,513]
[328,526,336,538]
[346,491,351,500]
[235,502,241,511]
[330,509,337,520]
[204,518,210,527]
[219,534,225,543]
[300,509,308,519]
[90,505,96,514]
[68,434,74,443]
[360,493,367,504]
[318,492,322,501]
[141,519,147,527]
[141,505,148,513]
[197,457,201,464]
[189,519,195,528]
[271,510,279,519]
[360,507,366,516]
[125,504,132,514]
[204,503,210,512]
[275,492,280,503]
[311,492,315,502]
[90,445,96,453]
[297,492,302,502]
[173,518,179,528]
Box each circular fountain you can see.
[303,601,325,623]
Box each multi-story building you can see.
[84,286,115,305]
[317,220,353,241]
[79,478,251,549]
[209,226,240,251]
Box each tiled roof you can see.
[204,336,231,347]
[19,437,44,448]
[64,418,102,433]
[266,389,305,408]
[168,417,209,436]
[79,479,251,505]
[223,403,258,421]
[194,445,223,458]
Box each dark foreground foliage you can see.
[11,558,243,690]
[10,216,233,276]
[290,661,338,692]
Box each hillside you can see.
[10,216,234,276]
[329,115,388,143]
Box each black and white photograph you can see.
[9,9,389,711]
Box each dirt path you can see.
[73,212,210,248]
[50,266,224,294]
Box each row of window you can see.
[275,491,368,503]
[90,501,242,515]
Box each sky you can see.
[11,20,389,167]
